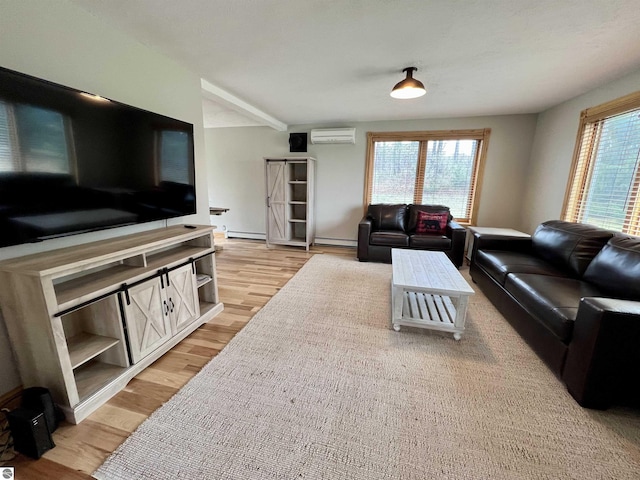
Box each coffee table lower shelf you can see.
[392,290,468,340]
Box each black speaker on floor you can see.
[289,132,307,152]
[6,408,55,459]
[21,386,62,433]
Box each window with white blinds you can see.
[370,141,420,204]
[157,130,192,184]
[364,129,490,224]
[0,100,73,174]
[563,91,640,235]
[0,101,22,172]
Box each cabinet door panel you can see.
[123,277,172,363]
[168,264,200,334]
[266,161,287,243]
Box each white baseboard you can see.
[227,231,266,240]
[227,232,356,248]
[315,238,357,247]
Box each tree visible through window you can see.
[423,139,477,216]
[563,91,640,235]
[364,129,490,224]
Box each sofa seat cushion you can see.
[505,273,603,343]
[409,234,451,249]
[370,231,409,247]
[476,250,567,285]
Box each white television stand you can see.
[0,225,223,424]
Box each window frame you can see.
[562,90,640,235]
[363,129,491,225]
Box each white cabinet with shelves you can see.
[265,157,316,250]
[0,225,223,423]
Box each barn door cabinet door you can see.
[122,276,172,364]
[167,263,200,334]
[266,160,288,244]
[123,263,200,364]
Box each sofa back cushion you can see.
[531,220,613,277]
[583,235,640,300]
[407,204,451,233]
[367,204,407,231]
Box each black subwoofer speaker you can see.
[21,386,62,433]
[289,132,307,152]
[6,408,55,459]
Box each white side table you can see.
[465,226,530,263]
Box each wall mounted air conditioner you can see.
[310,128,356,144]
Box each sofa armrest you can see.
[473,233,533,251]
[447,220,466,268]
[357,216,373,261]
[562,297,640,408]
[470,233,533,265]
[447,220,466,234]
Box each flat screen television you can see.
[0,66,196,248]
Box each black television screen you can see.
[0,66,196,248]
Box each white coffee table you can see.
[391,249,475,340]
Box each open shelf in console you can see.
[145,245,213,271]
[67,333,120,369]
[196,273,212,288]
[54,262,138,310]
[194,253,218,308]
[74,360,128,400]
[60,293,129,402]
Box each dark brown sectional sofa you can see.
[470,220,640,409]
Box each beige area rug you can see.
[94,254,640,479]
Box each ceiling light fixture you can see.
[390,67,426,99]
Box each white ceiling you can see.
[72,0,640,129]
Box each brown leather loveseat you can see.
[470,220,640,409]
[357,203,466,267]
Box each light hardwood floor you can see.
[4,237,356,479]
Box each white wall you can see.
[206,115,538,244]
[0,1,208,395]
[522,67,640,233]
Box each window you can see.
[364,129,490,224]
[563,91,640,235]
[0,100,74,174]
[157,130,193,184]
